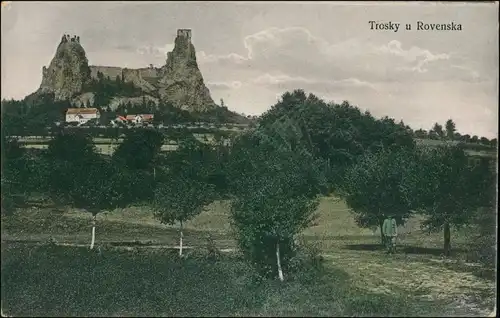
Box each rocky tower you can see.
[157,29,216,112]
[37,34,92,101]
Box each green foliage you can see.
[228,129,326,278]
[445,119,456,140]
[343,148,418,230]
[112,129,164,170]
[153,133,217,229]
[1,137,28,214]
[152,102,196,124]
[411,145,495,255]
[432,123,445,139]
[46,130,98,163]
[44,131,99,204]
[2,94,70,135]
[153,172,215,226]
[257,90,415,188]
[413,145,487,231]
[67,160,130,215]
[83,71,142,106]
[42,130,135,214]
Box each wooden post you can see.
[276,241,284,282]
[90,214,96,250]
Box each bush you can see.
[467,207,496,267]
[286,239,326,283]
[228,131,326,281]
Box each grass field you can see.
[1,196,496,316]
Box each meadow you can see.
[1,196,496,317]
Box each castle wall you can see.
[138,68,161,78]
[89,65,161,81]
[89,66,124,80]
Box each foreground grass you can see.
[1,196,496,316]
[2,243,457,317]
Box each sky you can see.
[1,1,498,138]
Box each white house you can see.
[65,108,100,125]
[125,114,154,124]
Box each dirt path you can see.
[323,251,496,317]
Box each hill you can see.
[22,30,248,125]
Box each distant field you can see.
[1,196,495,316]
[16,135,496,158]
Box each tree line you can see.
[2,90,496,281]
[414,120,496,147]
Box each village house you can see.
[65,108,100,125]
[110,115,128,127]
[125,114,154,124]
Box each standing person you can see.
[382,214,397,254]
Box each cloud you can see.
[200,27,483,84]
[136,43,174,58]
[206,80,242,90]
[378,40,450,73]
[252,73,377,91]
[197,51,247,64]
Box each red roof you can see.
[125,114,154,121]
[66,108,99,115]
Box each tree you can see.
[412,145,490,256]
[1,136,28,215]
[342,148,418,245]
[257,90,415,189]
[153,164,215,257]
[68,160,130,249]
[414,129,428,139]
[445,119,456,140]
[480,136,490,145]
[471,135,479,143]
[45,131,100,203]
[468,162,496,267]
[461,134,471,143]
[44,131,130,249]
[112,129,164,170]
[432,123,445,139]
[228,130,327,281]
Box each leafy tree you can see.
[342,148,418,244]
[1,137,28,215]
[257,90,415,189]
[461,134,471,143]
[43,130,132,248]
[414,129,428,139]
[153,160,215,257]
[412,145,491,256]
[228,130,327,280]
[112,129,164,170]
[471,135,479,143]
[46,130,97,163]
[445,119,456,140]
[45,130,100,204]
[68,160,131,249]
[2,94,71,136]
[432,123,445,139]
[479,136,490,145]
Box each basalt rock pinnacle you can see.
[157,29,216,112]
[36,34,92,101]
